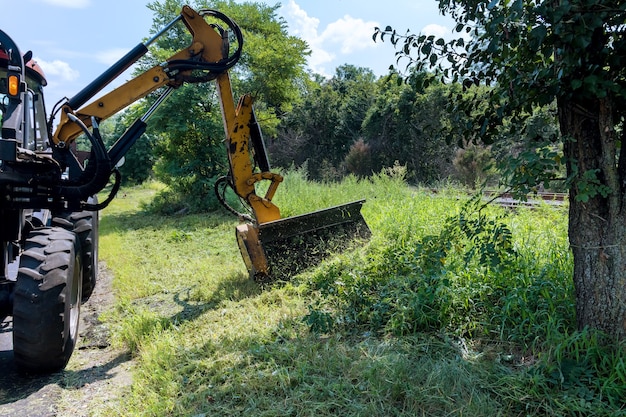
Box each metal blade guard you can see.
[237,199,370,281]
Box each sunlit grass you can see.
[93,173,625,417]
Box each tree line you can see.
[106,0,561,212]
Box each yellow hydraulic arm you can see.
[52,5,231,145]
[215,75,282,224]
[46,4,370,281]
[49,5,282,225]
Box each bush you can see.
[146,176,222,215]
[344,138,373,177]
[305,194,525,337]
[453,143,495,187]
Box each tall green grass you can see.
[94,171,625,416]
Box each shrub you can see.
[344,138,373,177]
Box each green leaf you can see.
[529,25,547,49]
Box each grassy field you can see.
[90,170,625,416]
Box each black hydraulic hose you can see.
[107,118,148,168]
[166,8,244,77]
[80,168,122,211]
[56,155,111,201]
[166,59,238,73]
[214,175,253,222]
[199,8,244,62]
[65,8,242,113]
[55,114,112,201]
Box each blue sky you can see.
[1,0,454,108]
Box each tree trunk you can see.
[559,96,626,339]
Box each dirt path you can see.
[0,263,131,417]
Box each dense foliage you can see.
[270,65,378,181]
[362,72,462,183]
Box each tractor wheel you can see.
[52,200,98,301]
[13,227,82,373]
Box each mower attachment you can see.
[215,75,371,282]
[236,200,370,281]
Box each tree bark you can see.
[559,96,626,339]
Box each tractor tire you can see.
[13,227,82,373]
[52,201,98,301]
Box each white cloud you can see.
[422,24,449,38]
[35,57,80,82]
[281,0,320,41]
[320,15,380,54]
[39,0,91,8]
[279,0,379,77]
[95,48,130,66]
[280,0,330,74]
